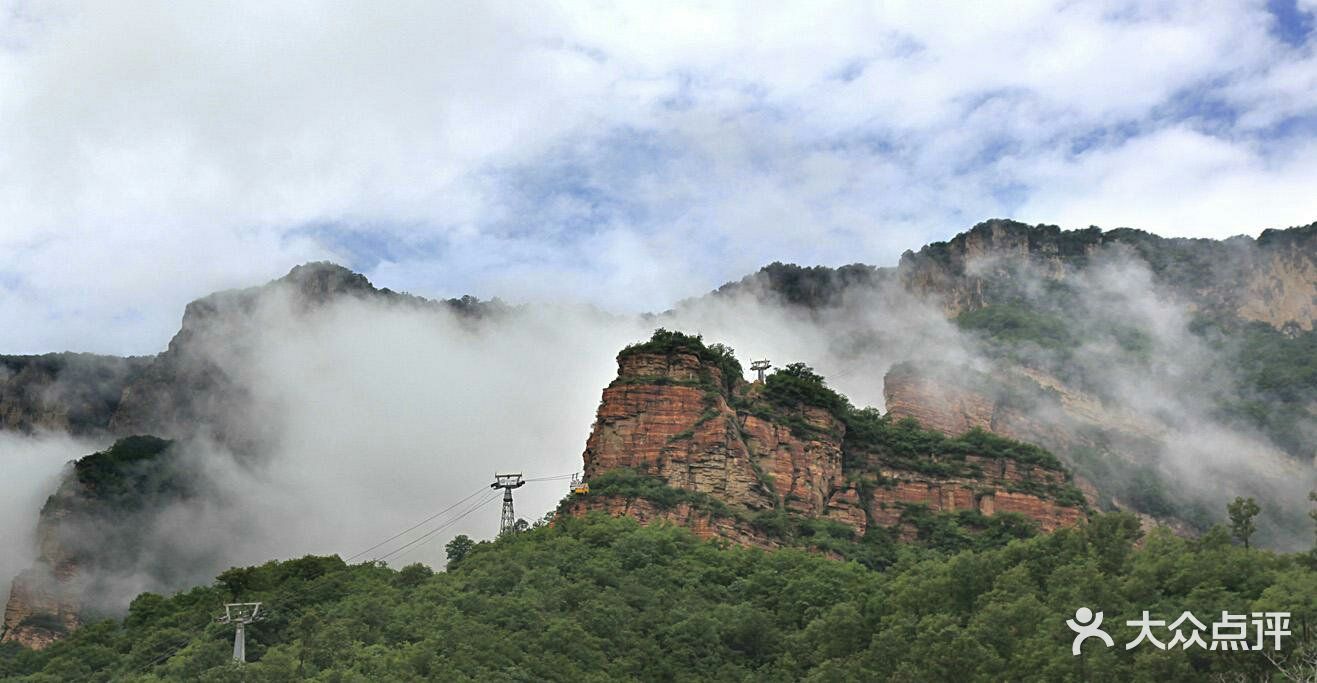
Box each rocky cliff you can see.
[715,219,1317,542]
[0,493,82,650]
[0,436,210,650]
[880,361,1268,540]
[108,262,497,449]
[898,218,1317,330]
[5,219,1315,647]
[0,266,511,648]
[0,263,503,449]
[879,361,1165,460]
[567,333,1086,550]
[0,354,148,436]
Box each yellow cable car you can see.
[570,474,589,495]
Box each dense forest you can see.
[2,511,1314,681]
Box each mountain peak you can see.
[279,262,378,302]
[275,260,381,306]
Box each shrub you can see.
[620,329,744,391]
[762,363,848,413]
[585,468,737,519]
[16,613,68,635]
[955,303,1074,350]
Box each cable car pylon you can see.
[491,473,525,535]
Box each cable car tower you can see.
[216,602,263,664]
[491,473,525,535]
[750,359,772,382]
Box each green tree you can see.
[1227,496,1261,549]
[1309,490,1317,562]
[445,534,475,569]
[0,512,1306,680]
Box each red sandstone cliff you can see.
[880,361,1210,538]
[570,345,1086,547]
[1,477,82,650]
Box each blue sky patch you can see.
[1266,0,1314,46]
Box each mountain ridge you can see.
[3,218,1316,649]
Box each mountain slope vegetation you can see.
[2,513,1314,682]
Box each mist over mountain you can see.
[7,2,1317,676]
[1,219,1316,659]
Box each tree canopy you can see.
[2,512,1314,681]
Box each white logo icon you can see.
[1067,607,1114,655]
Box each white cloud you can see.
[0,432,102,600]
[0,0,1314,353]
[1015,127,1317,237]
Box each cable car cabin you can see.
[569,474,590,495]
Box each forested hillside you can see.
[4,220,1317,665]
[2,513,1314,681]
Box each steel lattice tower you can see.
[491,473,525,535]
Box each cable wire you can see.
[524,473,577,482]
[134,474,569,673]
[345,485,489,561]
[348,473,574,562]
[135,638,192,673]
[377,493,503,563]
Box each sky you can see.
[2,0,1316,356]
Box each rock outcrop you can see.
[1,436,210,650]
[880,361,1162,460]
[565,496,782,550]
[581,353,852,519]
[0,354,148,436]
[583,352,770,509]
[0,263,503,450]
[569,340,1087,548]
[898,219,1317,330]
[881,361,1232,536]
[881,365,1002,438]
[107,262,477,448]
[0,265,506,649]
[1235,228,1317,331]
[0,498,82,650]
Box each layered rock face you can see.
[1,436,213,650]
[572,347,1086,547]
[1,263,501,449]
[880,366,1000,438]
[107,262,438,447]
[0,354,148,436]
[565,496,781,550]
[583,353,768,508]
[881,362,1235,539]
[882,363,1116,480]
[0,495,81,650]
[899,219,1317,330]
[581,352,850,520]
[1,570,81,651]
[0,265,505,650]
[860,456,1084,535]
[880,362,1161,459]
